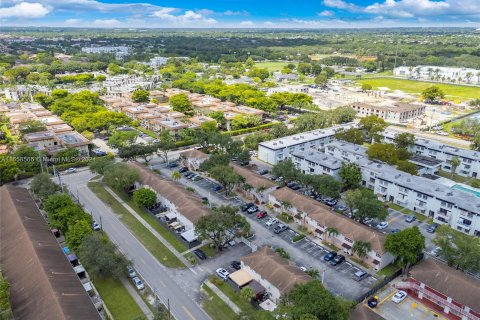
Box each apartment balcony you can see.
[414,201,426,208]
[395,198,409,205]
[456,218,472,228]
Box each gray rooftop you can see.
[259,123,355,150]
[292,150,343,170]
[326,140,368,157]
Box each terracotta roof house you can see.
[0,186,101,320]
[395,258,480,320]
[231,164,278,204]
[179,149,210,170]
[269,187,394,270]
[241,246,311,303]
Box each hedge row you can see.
[222,123,276,136]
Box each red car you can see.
[256,211,267,219]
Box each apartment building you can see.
[291,150,342,179]
[326,141,480,236]
[82,46,130,59]
[350,102,426,123]
[383,131,480,178]
[393,65,480,84]
[269,187,394,270]
[258,123,355,165]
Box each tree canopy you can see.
[385,226,425,275]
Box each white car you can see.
[65,168,77,174]
[132,277,144,290]
[92,221,101,231]
[392,290,407,303]
[266,218,278,226]
[431,247,442,257]
[127,266,136,278]
[216,268,230,280]
[377,221,389,230]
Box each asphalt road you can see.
[62,170,211,320]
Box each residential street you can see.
[61,170,211,320]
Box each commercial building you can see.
[0,186,101,320]
[241,246,311,304]
[393,65,480,84]
[269,187,394,270]
[350,102,426,123]
[395,258,480,320]
[258,123,355,165]
[326,141,480,237]
[383,131,480,178]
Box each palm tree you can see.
[434,68,441,81]
[352,241,372,261]
[171,171,181,182]
[280,200,292,213]
[325,227,339,242]
[465,72,473,84]
[450,157,461,178]
[242,183,253,199]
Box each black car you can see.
[167,162,178,168]
[330,254,345,266]
[185,172,195,178]
[427,223,439,233]
[193,249,207,260]
[286,181,297,188]
[240,161,249,166]
[178,167,189,173]
[241,203,255,212]
[257,169,269,175]
[213,185,222,191]
[290,185,301,190]
[323,251,337,262]
[231,261,241,270]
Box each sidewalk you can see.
[103,186,192,268]
[120,278,155,320]
[204,280,241,314]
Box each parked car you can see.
[427,223,439,233]
[256,211,267,219]
[353,270,368,281]
[167,162,178,168]
[377,221,389,230]
[431,247,442,257]
[231,261,241,270]
[213,185,223,191]
[178,167,189,173]
[240,161,249,166]
[127,266,136,278]
[323,251,337,262]
[405,215,416,223]
[193,249,207,260]
[265,218,278,226]
[286,181,297,188]
[330,254,345,266]
[336,205,348,212]
[324,199,338,207]
[363,217,373,225]
[65,168,77,174]
[92,148,107,156]
[247,205,259,214]
[241,203,255,212]
[132,277,145,290]
[257,169,269,175]
[92,221,101,231]
[216,268,230,280]
[367,296,378,308]
[392,290,408,303]
[187,173,197,180]
[273,224,288,234]
[290,184,301,190]
[390,228,401,234]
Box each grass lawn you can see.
[357,78,480,101]
[88,182,185,269]
[387,202,430,222]
[213,280,257,313]
[201,284,237,320]
[114,190,188,253]
[437,170,480,187]
[94,277,144,320]
[255,61,289,72]
[376,263,401,277]
[198,243,218,257]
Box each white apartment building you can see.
[393,66,480,84]
[266,85,309,95]
[147,56,168,68]
[291,150,342,179]
[257,123,355,165]
[383,131,480,178]
[325,141,480,237]
[350,102,426,123]
[82,46,130,60]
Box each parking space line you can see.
[378,290,397,306]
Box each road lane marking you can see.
[378,290,397,306]
[182,306,197,320]
[141,258,147,265]
[387,215,399,224]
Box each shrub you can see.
[292,234,306,242]
[275,247,290,259]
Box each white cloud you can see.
[239,20,255,27]
[322,0,360,11]
[64,18,82,24]
[152,9,217,25]
[365,0,450,18]
[0,2,50,18]
[223,10,249,16]
[318,10,334,17]
[92,18,121,27]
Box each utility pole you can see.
[167,298,171,320]
[53,165,64,192]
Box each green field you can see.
[88,182,186,268]
[201,284,237,320]
[94,278,144,320]
[255,61,289,72]
[357,78,480,101]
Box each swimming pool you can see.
[452,184,480,198]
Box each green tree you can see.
[89,157,114,175]
[271,159,298,182]
[397,160,418,175]
[345,188,387,222]
[209,165,244,195]
[422,86,445,101]
[53,148,81,164]
[200,120,218,132]
[133,188,157,208]
[131,90,150,103]
[30,173,60,200]
[385,227,425,276]
[334,128,365,145]
[305,269,320,278]
[171,171,181,182]
[308,174,342,199]
[279,280,350,320]
[240,286,255,302]
[338,162,362,189]
[352,241,371,261]
[108,130,138,148]
[209,111,226,128]
[13,145,41,173]
[66,219,93,252]
[359,115,387,143]
[19,119,47,135]
[195,205,250,250]
[0,155,19,185]
[363,61,377,72]
[314,73,328,86]
[367,143,399,165]
[450,156,461,177]
[472,133,480,151]
[169,93,194,116]
[103,163,139,190]
[393,132,415,150]
[155,130,176,164]
[297,62,311,75]
[79,233,130,279]
[361,83,372,91]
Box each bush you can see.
[470,179,480,188]
[275,247,290,259]
[292,234,305,243]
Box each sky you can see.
[0,0,479,29]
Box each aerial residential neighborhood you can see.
[0,2,479,320]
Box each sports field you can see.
[357,78,480,101]
[255,61,289,72]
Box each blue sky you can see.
[0,0,479,28]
